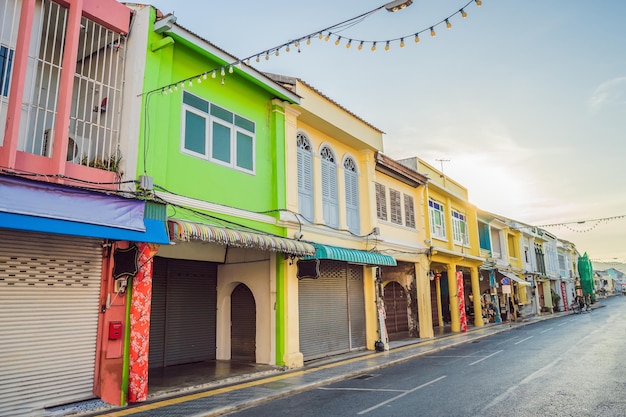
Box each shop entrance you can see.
[231,283,256,362]
[383,281,409,340]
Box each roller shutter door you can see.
[149,258,217,368]
[0,229,102,416]
[298,261,365,361]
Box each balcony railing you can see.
[1,0,125,173]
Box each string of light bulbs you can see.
[537,214,626,231]
[151,0,483,96]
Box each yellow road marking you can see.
[101,337,449,416]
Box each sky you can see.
[146,0,626,264]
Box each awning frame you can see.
[499,270,531,287]
[305,243,397,267]
[168,219,316,257]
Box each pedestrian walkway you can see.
[79,309,585,417]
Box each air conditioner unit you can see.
[43,129,80,163]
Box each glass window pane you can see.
[235,115,255,133]
[212,122,231,163]
[184,111,206,154]
[210,104,233,123]
[183,92,208,112]
[236,131,253,170]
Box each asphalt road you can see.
[227,296,626,417]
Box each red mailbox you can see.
[108,321,123,340]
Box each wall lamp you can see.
[384,0,413,12]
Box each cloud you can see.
[588,77,626,110]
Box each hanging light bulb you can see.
[244,59,250,66]
[275,48,280,56]
[358,41,364,51]
[324,33,330,42]
[306,37,311,45]
[212,70,217,78]
[188,79,192,87]
[197,76,202,84]
[220,67,226,76]
[285,44,290,53]
[385,41,390,51]
[162,88,167,95]
[294,41,299,48]
[318,32,323,40]
[203,72,208,80]
[173,84,178,91]
[475,0,482,5]
[265,53,270,60]
[236,61,242,69]
[346,40,352,49]
[414,34,420,43]
[169,86,173,93]
[430,27,436,37]
[461,8,467,18]
[335,36,341,46]
[446,19,452,29]
[371,42,376,52]
[181,81,185,89]
[228,65,234,74]
[400,38,405,48]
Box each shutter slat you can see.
[0,229,102,416]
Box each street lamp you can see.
[384,0,413,12]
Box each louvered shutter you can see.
[321,159,338,228]
[345,169,359,234]
[297,147,314,221]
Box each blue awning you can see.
[307,243,396,266]
[0,212,170,244]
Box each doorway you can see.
[231,283,256,362]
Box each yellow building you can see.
[372,153,432,341]
[271,75,398,367]
[399,158,484,333]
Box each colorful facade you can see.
[0,1,170,415]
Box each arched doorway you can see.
[383,281,409,340]
[231,283,256,362]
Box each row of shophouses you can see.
[0,1,591,415]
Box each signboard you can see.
[502,284,511,294]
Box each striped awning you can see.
[307,243,397,266]
[168,219,316,257]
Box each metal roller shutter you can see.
[347,265,366,349]
[0,229,102,416]
[299,261,348,360]
[149,258,217,368]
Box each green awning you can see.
[307,243,397,266]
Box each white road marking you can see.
[317,387,404,393]
[557,321,569,327]
[356,375,447,415]
[514,336,534,345]
[468,349,503,366]
[540,328,553,334]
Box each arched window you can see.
[344,157,360,234]
[320,145,338,228]
[296,133,314,221]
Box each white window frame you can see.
[451,209,469,246]
[429,199,446,240]
[181,91,255,174]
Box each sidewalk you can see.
[73,310,582,417]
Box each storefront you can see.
[0,175,169,416]
[298,244,396,361]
